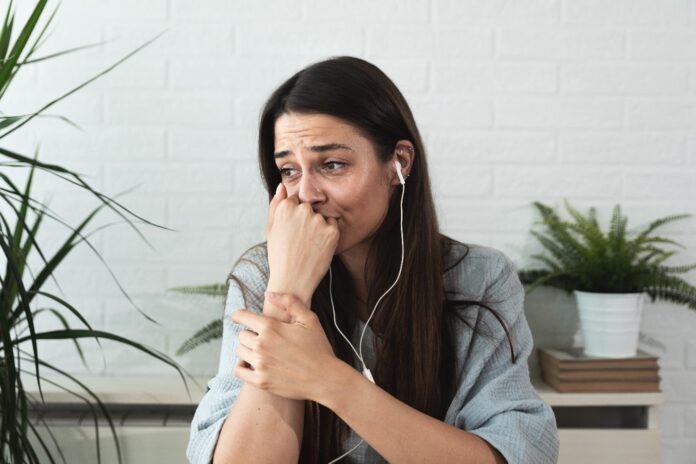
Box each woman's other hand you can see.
[232,291,340,401]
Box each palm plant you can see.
[518,199,696,310]
[1,1,189,462]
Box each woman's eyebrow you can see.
[273,143,353,159]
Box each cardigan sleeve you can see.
[186,247,268,464]
[454,251,559,464]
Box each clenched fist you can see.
[266,183,340,307]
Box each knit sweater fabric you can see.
[187,241,560,463]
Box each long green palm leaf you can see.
[1,30,166,139]
[0,146,174,253]
[0,0,47,97]
[12,329,192,399]
[0,215,45,404]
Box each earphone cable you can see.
[326,178,406,464]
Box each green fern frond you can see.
[660,263,696,274]
[519,269,571,296]
[535,203,593,262]
[176,319,223,355]
[644,274,696,310]
[530,229,584,270]
[635,235,686,250]
[167,283,227,297]
[530,254,562,273]
[650,251,680,267]
[561,200,608,256]
[608,204,625,245]
[636,213,692,240]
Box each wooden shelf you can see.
[532,376,664,463]
[20,374,208,405]
[558,429,661,464]
[532,376,665,407]
[21,374,664,463]
[22,373,665,407]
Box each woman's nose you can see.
[296,172,326,204]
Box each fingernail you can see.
[275,183,282,194]
[265,291,280,298]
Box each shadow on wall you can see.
[524,286,581,377]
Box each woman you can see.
[187,56,559,464]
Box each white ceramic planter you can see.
[573,290,647,358]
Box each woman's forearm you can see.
[315,360,506,464]
[213,380,304,463]
[212,283,309,463]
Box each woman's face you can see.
[273,112,396,255]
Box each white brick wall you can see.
[5,0,696,459]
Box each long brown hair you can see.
[234,56,516,463]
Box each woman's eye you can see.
[278,162,344,178]
[324,161,345,171]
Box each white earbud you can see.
[395,159,405,185]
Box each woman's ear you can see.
[391,141,414,184]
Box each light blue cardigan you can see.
[187,241,559,463]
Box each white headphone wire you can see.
[326,176,406,464]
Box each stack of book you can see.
[538,348,661,393]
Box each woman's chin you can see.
[333,221,345,254]
[334,235,350,256]
[334,239,344,255]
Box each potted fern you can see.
[519,199,696,358]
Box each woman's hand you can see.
[266,183,340,304]
[231,291,338,401]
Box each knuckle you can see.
[266,326,279,341]
[254,338,265,352]
[259,319,272,332]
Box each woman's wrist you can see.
[266,278,314,306]
[312,358,362,411]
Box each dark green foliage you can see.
[519,199,696,311]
